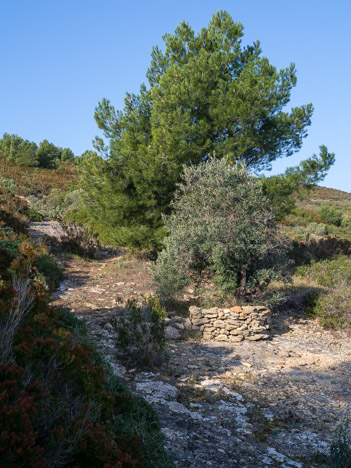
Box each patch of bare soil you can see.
[52,252,153,314]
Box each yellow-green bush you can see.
[297,256,351,328]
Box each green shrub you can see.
[329,421,351,468]
[296,256,351,287]
[0,226,17,238]
[0,189,29,233]
[315,281,351,329]
[35,254,64,289]
[316,419,351,467]
[302,290,320,316]
[318,205,343,226]
[0,237,21,259]
[108,380,174,468]
[26,208,44,222]
[0,177,18,194]
[307,222,329,236]
[297,256,351,328]
[290,236,351,266]
[293,207,317,223]
[153,159,290,299]
[341,215,351,228]
[56,306,87,334]
[112,296,167,368]
[28,189,83,221]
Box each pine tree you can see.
[0,133,38,166]
[80,11,330,249]
[37,140,62,168]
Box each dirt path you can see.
[32,222,351,467]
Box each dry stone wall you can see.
[189,305,271,342]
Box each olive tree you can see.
[152,158,290,298]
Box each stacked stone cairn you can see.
[189,305,271,342]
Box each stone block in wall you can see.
[227,319,242,326]
[213,320,225,327]
[189,306,202,317]
[217,334,229,341]
[192,317,208,326]
[230,335,244,342]
[203,333,213,340]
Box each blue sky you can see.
[0,0,350,192]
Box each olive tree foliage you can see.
[78,10,317,248]
[152,159,290,299]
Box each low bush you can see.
[293,207,320,224]
[329,421,351,468]
[28,189,82,221]
[59,222,99,258]
[318,205,343,226]
[35,253,64,289]
[341,215,351,228]
[297,256,351,328]
[315,419,351,467]
[26,207,44,221]
[0,235,22,259]
[296,256,351,287]
[112,296,167,368]
[290,236,351,266]
[315,280,351,329]
[0,177,18,193]
[0,188,29,233]
[0,152,77,197]
[307,222,329,236]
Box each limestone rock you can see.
[213,320,225,327]
[183,318,192,330]
[165,326,181,340]
[192,317,208,326]
[173,322,185,330]
[230,335,244,342]
[189,306,202,316]
[135,380,179,402]
[217,334,229,341]
[246,333,268,341]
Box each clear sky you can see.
[0,0,350,192]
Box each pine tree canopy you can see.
[79,11,324,249]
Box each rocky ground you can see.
[31,222,351,467]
